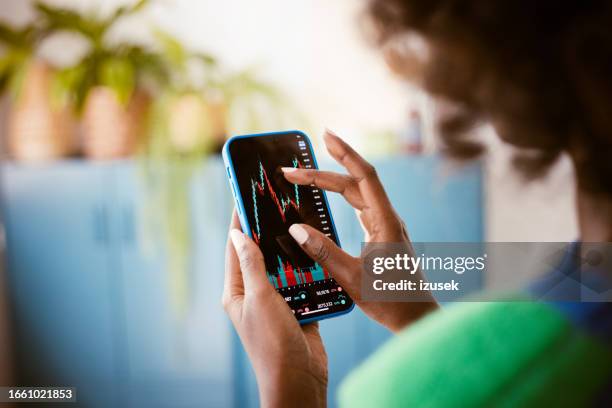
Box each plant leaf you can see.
[99,56,135,105]
[0,22,22,46]
[192,52,216,66]
[108,0,150,24]
[35,2,105,42]
[153,29,187,70]
[0,54,15,93]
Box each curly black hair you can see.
[366,0,612,194]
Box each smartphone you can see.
[222,130,354,323]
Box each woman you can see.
[223,1,612,406]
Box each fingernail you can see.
[230,229,246,249]
[281,167,297,173]
[289,224,309,245]
[324,128,339,137]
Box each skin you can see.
[223,129,438,407]
[575,189,612,242]
[223,222,327,408]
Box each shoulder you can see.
[338,301,612,408]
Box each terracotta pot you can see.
[82,86,150,160]
[7,60,74,162]
[207,99,228,149]
[167,93,226,153]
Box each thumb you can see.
[230,229,275,296]
[288,224,359,294]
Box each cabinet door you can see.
[2,162,120,407]
[190,160,235,407]
[114,160,234,407]
[111,162,173,403]
[378,156,484,242]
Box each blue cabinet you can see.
[2,156,483,407]
[112,162,236,407]
[2,163,122,406]
[3,160,236,407]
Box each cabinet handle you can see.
[122,205,135,245]
[93,204,109,245]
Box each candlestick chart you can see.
[245,156,329,289]
[269,256,330,289]
[250,157,301,243]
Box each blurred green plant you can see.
[0,21,47,99]
[140,29,305,314]
[35,0,167,112]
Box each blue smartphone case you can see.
[222,130,354,323]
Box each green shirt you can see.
[338,301,612,407]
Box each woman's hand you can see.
[223,212,328,408]
[283,129,438,333]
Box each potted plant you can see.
[0,21,74,161]
[37,0,164,159]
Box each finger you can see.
[223,211,244,307]
[282,168,365,210]
[323,129,375,180]
[288,223,360,295]
[323,129,394,213]
[230,228,274,296]
[282,168,349,191]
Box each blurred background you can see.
[0,0,578,407]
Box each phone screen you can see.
[226,131,353,321]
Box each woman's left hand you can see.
[222,211,328,408]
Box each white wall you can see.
[485,133,578,241]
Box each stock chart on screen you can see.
[229,132,352,320]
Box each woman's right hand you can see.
[283,129,438,333]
